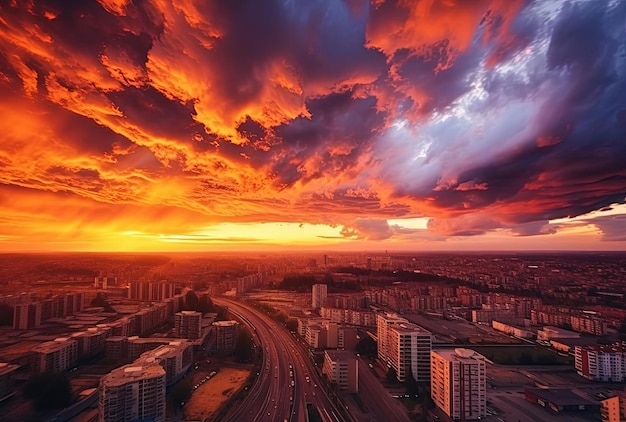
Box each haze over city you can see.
[1,0,625,252]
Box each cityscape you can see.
[0,252,623,421]
[1,0,626,422]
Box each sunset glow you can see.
[1,0,625,251]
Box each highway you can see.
[215,298,351,422]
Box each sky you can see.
[1,0,625,252]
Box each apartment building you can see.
[137,341,193,386]
[13,303,41,329]
[0,363,19,402]
[576,343,626,382]
[377,313,432,382]
[601,392,626,422]
[322,350,358,392]
[31,337,78,373]
[213,320,238,354]
[99,362,166,422]
[175,311,202,339]
[387,323,432,382]
[312,284,328,309]
[431,348,487,421]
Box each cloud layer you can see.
[0,0,625,249]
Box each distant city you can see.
[0,252,623,422]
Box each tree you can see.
[355,336,377,357]
[386,367,398,384]
[235,328,254,363]
[198,295,215,314]
[90,293,115,313]
[24,372,72,410]
[619,318,626,341]
[404,374,419,396]
[171,379,193,406]
[184,291,199,310]
[0,303,13,326]
[286,318,298,332]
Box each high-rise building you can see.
[387,324,432,382]
[213,320,238,354]
[312,284,328,309]
[575,343,626,382]
[128,281,175,301]
[377,313,432,382]
[137,341,193,386]
[13,303,41,329]
[431,348,487,421]
[99,362,166,422]
[175,311,202,339]
[322,350,358,392]
[377,313,406,363]
[31,337,78,373]
[601,391,626,422]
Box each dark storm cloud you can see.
[396,0,626,235]
[2,0,626,247]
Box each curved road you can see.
[215,298,350,422]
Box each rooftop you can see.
[212,320,238,327]
[526,388,598,407]
[101,362,165,388]
[325,350,356,361]
[432,348,485,362]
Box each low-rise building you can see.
[537,326,580,341]
[492,320,533,338]
[525,388,600,414]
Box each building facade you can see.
[576,343,626,382]
[431,348,487,421]
[322,350,358,392]
[387,324,432,382]
[31,337,78,373]
[601,392,626,422]
[99,362,166,422]
[213,320,238,354]
[175,311,202,339]
[377,313,432,382]
[312,284,328,309]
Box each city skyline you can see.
[1,0,625,252]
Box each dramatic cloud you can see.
[0,0,625,250]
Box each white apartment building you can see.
[431,348,487,421]
[377,313,432,382]
[377,313,406,363]
[387,324,432,382]
[576,343,626,382]
[99,361,166,422]
[31,337,78,373]
[312,284,328,309]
